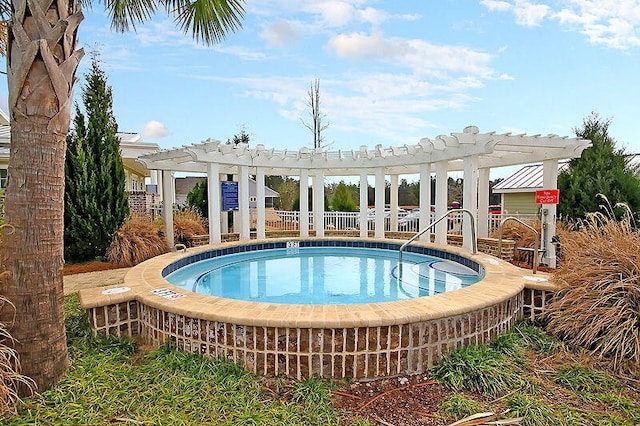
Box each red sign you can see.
[535,189,560,204]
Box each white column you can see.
[434,161,448,244]
[169,172,176,205]
[256,167,266,239]
[359,170,368,238]
[300,169,310,237]
[161,169,175,248]
[313,170,325,237]
[419,163,431,242]
[374,167,385,238]
[207,163,221,244]
[542,159,558,268]
[462,156,479,251]
[238,166,251,241]
[477,168,490,238]
[150,170,158,186]
[390,174,399,232]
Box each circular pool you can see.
[165,245,483,304]
[82,237,528,380]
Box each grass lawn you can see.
[2,295,639,425]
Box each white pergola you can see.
[138,126,591,267]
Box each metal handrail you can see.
[497,217,540,274]
[398,209,477,271]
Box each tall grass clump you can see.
[107,215,168,266]
[545,205,640,371]
[0,295,36,415]
[173,208,207,246]
[432,344,525,396]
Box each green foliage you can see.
[439,393,485,419]
[554,364,619,392]
[2,296,344,425]
[331,182,357,211]
[505,394,555,426]
[432,344,525,396]
[558,112,640,220]
[64,54,129,262]
[186,179,208,219]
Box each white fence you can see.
[253,209,538,235]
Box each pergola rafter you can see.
[138,125,591,268]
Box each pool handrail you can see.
[497,216,540,274]
[398,208,477,271]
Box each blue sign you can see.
[221,181,239,211]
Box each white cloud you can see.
[513,0,550,27]
[480,0,512,12]
[482,0,640,49]
[143,120,172,139]
[213,45,268,60]
[325,32,494,78]
[260,20,301,47]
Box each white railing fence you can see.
[249,210,538,234]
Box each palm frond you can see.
[163,0,244,45]
[104,0,157,33]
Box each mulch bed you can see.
[332,375,457,425]
[63,261,125,275]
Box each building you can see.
[492,162,569,214]
[493,154,640,214]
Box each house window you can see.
[0,169,7,190]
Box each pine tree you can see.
[558,112,640,220]
[331,182,357,212]
[65,55,129,262]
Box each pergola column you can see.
[542,159,558,267]
[156,171,163,202]
[359,170,368,238]
[161,169,174,248]
[462,156,479,251]
[434,161,448,244]
[374,167,385,238]
[419,163,431,242]
[390,174,399,232]
[477,167,490,238]
[300,169,309,237]
[207,163,221,244]
[256,167,266,239]
[313,170,325,237]
[238,165,250,241]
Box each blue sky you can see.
[2,0,640,173]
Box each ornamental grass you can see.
[107,215,168,266]
[173,208,207,247]
[544,205,640,371]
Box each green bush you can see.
[432,344,525,396]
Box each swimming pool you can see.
[81,237,530,380]
[166,246,482,304]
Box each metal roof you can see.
[493,162,569,193]
[494,153,640,193]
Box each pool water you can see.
[166,247,482,304]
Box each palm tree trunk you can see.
[0,0,84,393]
